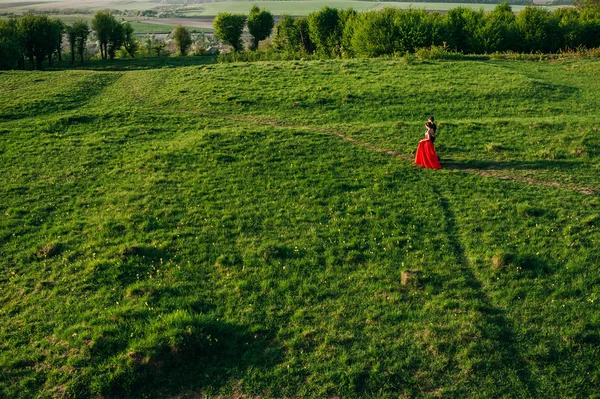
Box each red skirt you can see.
[415,140,441,170]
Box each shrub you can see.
[349,9,400,58]
[516,6,560,53]
[479,3,519,53]
[394,9,432,53]
[415,45,465,60]
[444,7,485,53]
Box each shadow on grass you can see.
[73,291,281,398]
[120,318,281,398]
[47,56,218,72]
[0,73,121,121]
[444,159,581,171]
[432,186,540,396]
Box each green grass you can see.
[1,57,599,398]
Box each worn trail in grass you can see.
[162,107,600,196]
[1,58,599,398]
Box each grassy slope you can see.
[0,58,599,398]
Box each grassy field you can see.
[0,0,553,16]
[1,56,599,398]
[0,0,160,13]
[56,15,184,33]
[0,14,210,34]
[178,1,535,16]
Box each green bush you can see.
[444,7,485,53]
[274,14,314,53]
[516,6,560,52]
[308,6,343,57]
[349,9,400,57]
[479,3,519,53]
[415,45,466,60]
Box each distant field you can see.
[1,56,599,398]
[179,0,380,16]
[0,13,211,34]
[0,0,160,12]
[0,0,557,15]
[178,0,538,15]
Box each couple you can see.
[415,115,441,170]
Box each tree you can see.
[107,21,124,59]
[172,24,193,56]
[295,17,313,53]
[92,11,113,59]
[67,23,77,63]
[0,19,21,70]
[17,14,55,69]
[122,22,137,58]
[213,12,247,52]
[91,11,124,60]
[47,18,64,66]
[247,5,274,51]
[67,20,90,63]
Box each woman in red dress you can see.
[415,119,441,170]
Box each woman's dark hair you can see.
[428,115,434,122]
[426,122,433,128]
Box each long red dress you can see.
[415,139,442,170]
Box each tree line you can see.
[2,2,600,70]
[213,3,600,58]
[0,11,199,69]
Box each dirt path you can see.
[189,110,597,196]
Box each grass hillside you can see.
[1,57,599,398]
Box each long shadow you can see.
[0,74,121,121]
[444,159,583,171]
[431,185,540,396]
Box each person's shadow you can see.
[429,185,542,396]
[442,159,582,172]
